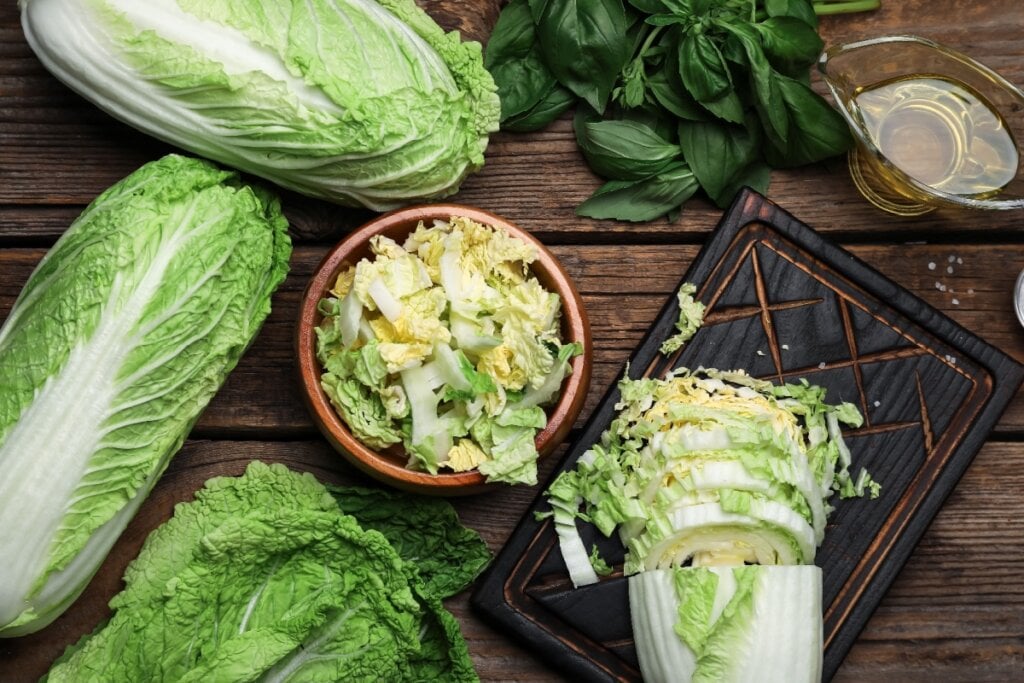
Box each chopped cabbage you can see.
[317,216,582,485]
[660,283,707,355]
[545,368,878,585]
[43,461,491,682]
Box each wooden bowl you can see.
[296,204,592,495]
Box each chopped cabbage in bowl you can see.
[315,216,582,486]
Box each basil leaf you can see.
[576,162,700,221]
[719,21,789,144]
[616,58,648,108]
[698,89,746,124]
[710,160,772,208]
[532,0,631,113]
[576,117,681,180]
[648,69,707,120]
[503,82,577,132]
[627,0,668,13]
[611,102,678,142]
[485,0,557,121]
[678,117,760,201]
[527,0,546,22]
[755,17,824,75]
[679,32,732,103]
[682,0,715,13]
[765,75,852,166]
[646,14,689,26]
[647,35,706,120]
[765,0,819,28]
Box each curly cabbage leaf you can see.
[0,155,290,637]
[21,0,500,210]
[44,462,489,683]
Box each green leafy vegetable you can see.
[545,368,878,585]
[327,484,491,599]
[485,0,559,121]
[316,216,582,485]
[659,283,707,354]
[576,116,682,180]
[630,565,823,682]
[0,154,290,638]
[531,0,631,112]
[487,0,879,220]
[546,366,879,680]
[22,0,500,211]
[576,162,700,222]
[678,116,761,206]
[43,462,490,682]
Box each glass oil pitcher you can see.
[819,35,1024,215]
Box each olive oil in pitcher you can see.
[853,75,1018,202]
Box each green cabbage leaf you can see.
[0,155,291,637]
[43,461,490,682]
[20,0,500,210]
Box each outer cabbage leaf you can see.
[327,484,491,599]
[21,0,500,210]
[44,462,484,683]
[0,154,290,637]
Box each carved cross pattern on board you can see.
[675,238,978,449]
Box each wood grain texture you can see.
[1,2,1022,240]
[2,0,1024,680]
[1,439,1020,682]
[3,244,1021,435]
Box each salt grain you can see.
[817,362,827,369]
[952,298,960,305]
[957,257,963,264]
[756,350,765,356]
[782,344,790,350]
[935,281,942,290]
[928,262,936,270]
[873,401,881,408]
[948,255,956,263]
[946,266,954,274]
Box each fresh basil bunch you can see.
[485,0,871,221]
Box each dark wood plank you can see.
[0,2,1022,241]
[2,438,1021,681]
[2,243,1022,435]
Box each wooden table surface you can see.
[2,1,1024,681]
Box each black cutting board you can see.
[470,189,1024,682]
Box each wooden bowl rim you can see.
[295,204,592,495]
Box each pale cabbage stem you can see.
[0,198,201,625]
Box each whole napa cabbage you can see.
[20,0,500,211]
